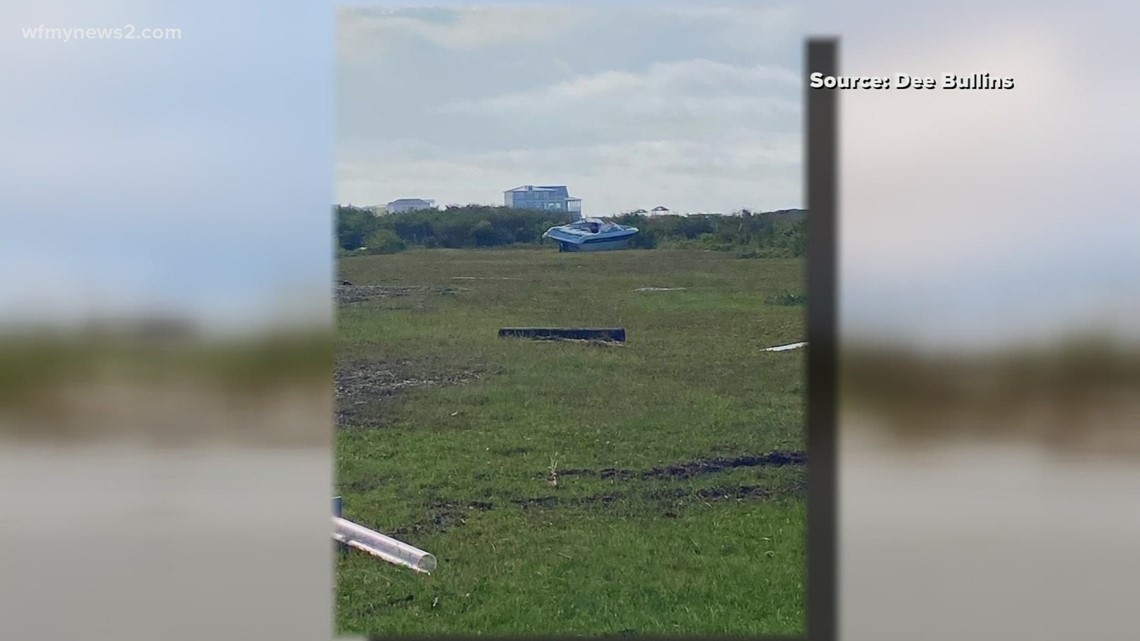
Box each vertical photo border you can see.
[806,37,838,641]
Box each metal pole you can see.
[333,496,346,554]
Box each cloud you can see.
[823,8,1140,344]
[337,5,596,58]
[441,58,799,123]
[1,0,335,330]
[337,4,805,215]
[666,4,804,54]
[835,22,1080,275]
[423,58,802,165]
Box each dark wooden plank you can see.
[498,327,627,342]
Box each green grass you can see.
[335,248,806,636]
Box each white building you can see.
[386,198,436,214]
[503,185,582,217]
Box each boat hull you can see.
[556,236,635,252]
[543,226,638,252]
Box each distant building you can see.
[504,185,582,217]
[650,206,671,216]
[386,198,435,214]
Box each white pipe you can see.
[332,516,437,574]
[763,341,807,352]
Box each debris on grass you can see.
[335,360,488,428]
[765,291,807,306]
[336,284,460,305]
[499,327,627,343]
[386,476,805,539]
[536,338,627,348]
[556,450,807,481]
[763,341,807,352]
[333,515,437,574]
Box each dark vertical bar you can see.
[806,38,838,641]
[333,496,346,554]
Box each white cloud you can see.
[667,4,804,54]
[442,58,799,119]
[829,11,1140,344]
[337,5,597,58]
[337,5,805,216]
[427,58,802,162]
[838,23,1088,275]
[1,0,334,331]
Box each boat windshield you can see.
[560,218,625,234]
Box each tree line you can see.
[335,204,806,258]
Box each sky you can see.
[1,0,334,332]
[806,0,1140,348]
[336,4,805,216]
[2,0,1135,346]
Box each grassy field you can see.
[335,247,806,636]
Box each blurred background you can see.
[1,1,334,639]
[2,0,1138,639]
[811,1,1140,640]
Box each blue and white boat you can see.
[542,218,639,252]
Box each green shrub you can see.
[333,205,805,254]
[364,229,406,254]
